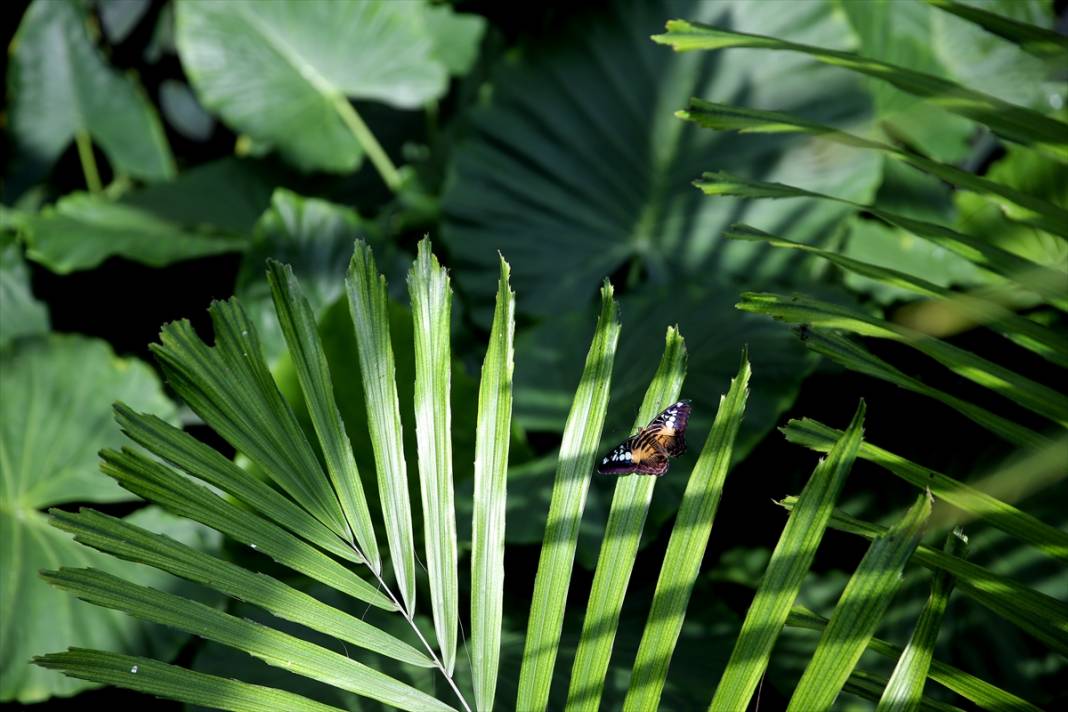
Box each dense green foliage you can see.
[2,0,1065,710]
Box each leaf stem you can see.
[74,131,102,193]
[333,95,402,193]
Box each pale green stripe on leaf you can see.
[517,281,620,712]
[783,418,1068,562]
[925,0,1068,59]
[709,401,865,711]
[41,569,453,712]
[267,259,380,570]
[99,447,394,611]
[34,649,345,712]
[408,239,459,674]
[879,530,969,712]
[788,491,932,711]
[845,670,963,712]
[624,351,750,712]
[49,509,430,668]
[471,255,515,712]
[114,405,363,565]
[345,240,416,612]
[739,292,1068,428]
[566,327,688,712]
[653,20,1068,159]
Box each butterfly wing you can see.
[647,400,692,458]
[597,430,671,477]
[597,434,641,475]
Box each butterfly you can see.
[597,400,692,477]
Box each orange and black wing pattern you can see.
[597,400,691,477]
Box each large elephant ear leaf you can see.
[175,0,479,173]
[442,0,881,322]
[6,0,175,197]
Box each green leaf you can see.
[113,405,361,565]
[407,240,459,674]
[0,236,49,346]
[567,327,687,712]
[925,0,1068,60]
[844,669,963,712]
[709,401,865,711]
[738,291,1068,428]
[49,509,427,667]
[41,568,453,712]
[175,0,449,172]
[423,4,486,76]
[152,299,351,538]
[267,260,381,570]
[442,0,881,322]
[653,19,1068,159]
[35,648,344,712]
[516,282,620,712]
[787,491,933,710]
[782,419,1068,563]
[6,0,174,195]
[471,256,515,712]
[346,241,417,611]
[98,447,393,611]
[879,529,969,712]
[624,351,751,711]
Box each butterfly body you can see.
[597,400,691,477]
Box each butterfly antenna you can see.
[754,668,767,711]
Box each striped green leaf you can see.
[517,281,620,712]
[924,0,1068,59]
[41,568,453,712]
[114,404,364,564]
[624,350,750,711]
[151,301,350,537]
[788,491,932,711]
[680,100,1068,239]
[49,509,430,667]
[471,255,515,712]
[98,447,394,610]
[698,172,1068,308]
[787,607,1042,711]
[879,530,969,712]
[34,649,344,712]
[652,20,1068,159]
[709,401,865,711]
[345,240,417,612]
[846,670,963,712]
[739,292,1068,428]
[726,225,1068,369]
[566,326,687,712]
[779,500,1068,654]
[782,418,1068,562]
[408,239,459,674]
[266,259,381,570]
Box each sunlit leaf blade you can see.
[34,649,344,712]
[782,418,1068,562]
[788,491,932,711]
[99,448,394,610]
[0,237,49,346]
[738,292,1068,428]
[49,509,429,668]
[407,240,459,674]
[679,100,1068,239]
[516,281,620,712]
[567,327,688,712]
[709,401,865,711]
[151,301,349,537]
[653,20,1068,159]
[624,351,750,712]
[471,255,515,712]
[879,529,969,712]
[845,670,963,712]
[727,225,1068,369]
[780,500,1068,654]
[698,172,1068,309]
[266,259,380,570]
[787,607,1043,711]
[114,405,361,565]
[924,0,1068,60]
[41,568,453,712]
[345,241,417,611]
